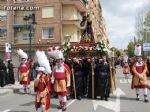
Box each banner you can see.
[5,43,11,53]
[5,43,12,61]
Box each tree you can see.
[116,50,121,57]
[127,40,135,58]
[110,47,121,57]
[135,10,144,41]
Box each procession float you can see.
[60,17,116,98]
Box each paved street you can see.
[0,67,150,112]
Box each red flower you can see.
[58,47,62,51]
[48,48,51,51]
[53,47,56,50]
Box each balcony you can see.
[62,5,85,29]
[62,24,81,42]
[62,5,82,20]
[62,0,87,12]
[14,0,34,3]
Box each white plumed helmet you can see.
[17,49,28,59]
[36,49,52,74]
[134,44,142,56]
[47,47,64,59]
[36,67,45,72]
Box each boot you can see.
[136,94,140,101]
[144,99,149,102]
[144,95,149,103]
[24,88,27,93]
[62,102,67,111]
[100,96,104,100]
[105,97,108,101]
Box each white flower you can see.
[67,42,70,47]
[63,47,67,51]
[103,48,107,52]
[62,41,66,45]
[89,47,93,50]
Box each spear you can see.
[91,63,95,99]
[72,65,76,99]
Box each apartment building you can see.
[0,0,108,60]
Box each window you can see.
[22,33,32,40]
[22,33,29,40]
[0,29,7,40]
[42,7,54,18]
[42,27,54,39]
[14,0,33,3]
[0,10,7,19]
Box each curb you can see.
[0,82,34,96]
[0,89,13,96]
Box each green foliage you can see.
[127,40,135,57]
[116,50,121,57]
[62,40,70,58]
[96,41,107,56]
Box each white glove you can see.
[51,79,54,84]
[138,74,143,79]
[67,83,70,88]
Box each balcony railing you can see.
[14,0,34,3]
[62,0,87,12]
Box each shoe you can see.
[57,101,62,109]
[24,88,27,93]
[62,102,67,111]
[100,97,104,100]
[105,97,108,101]
[144,99,149,102]
[57,105,62,109]
[136,98,139,101]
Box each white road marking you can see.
[92,88,125,112]
[1,109,11,112]
[114,88,125,112]
[120,79,131,84]
[58,99,76,112]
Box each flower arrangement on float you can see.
[62,40,108,57]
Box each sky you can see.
[100,0,150,49]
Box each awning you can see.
[0,29,7,33]
[0,15,7,19]
[13,24,33,29]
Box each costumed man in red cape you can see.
[17,49,31,93]
[131,44,149,102]
[50,47,71,111]
[122,55,130,82]
[34,50,52,112]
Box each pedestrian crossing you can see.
[120,79,150,84]
[119,79,132,84]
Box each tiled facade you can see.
[0,0,108,59]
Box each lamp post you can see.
[23,13,36,59]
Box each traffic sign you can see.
[143,43,150,51]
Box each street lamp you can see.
[23,13,36,59]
